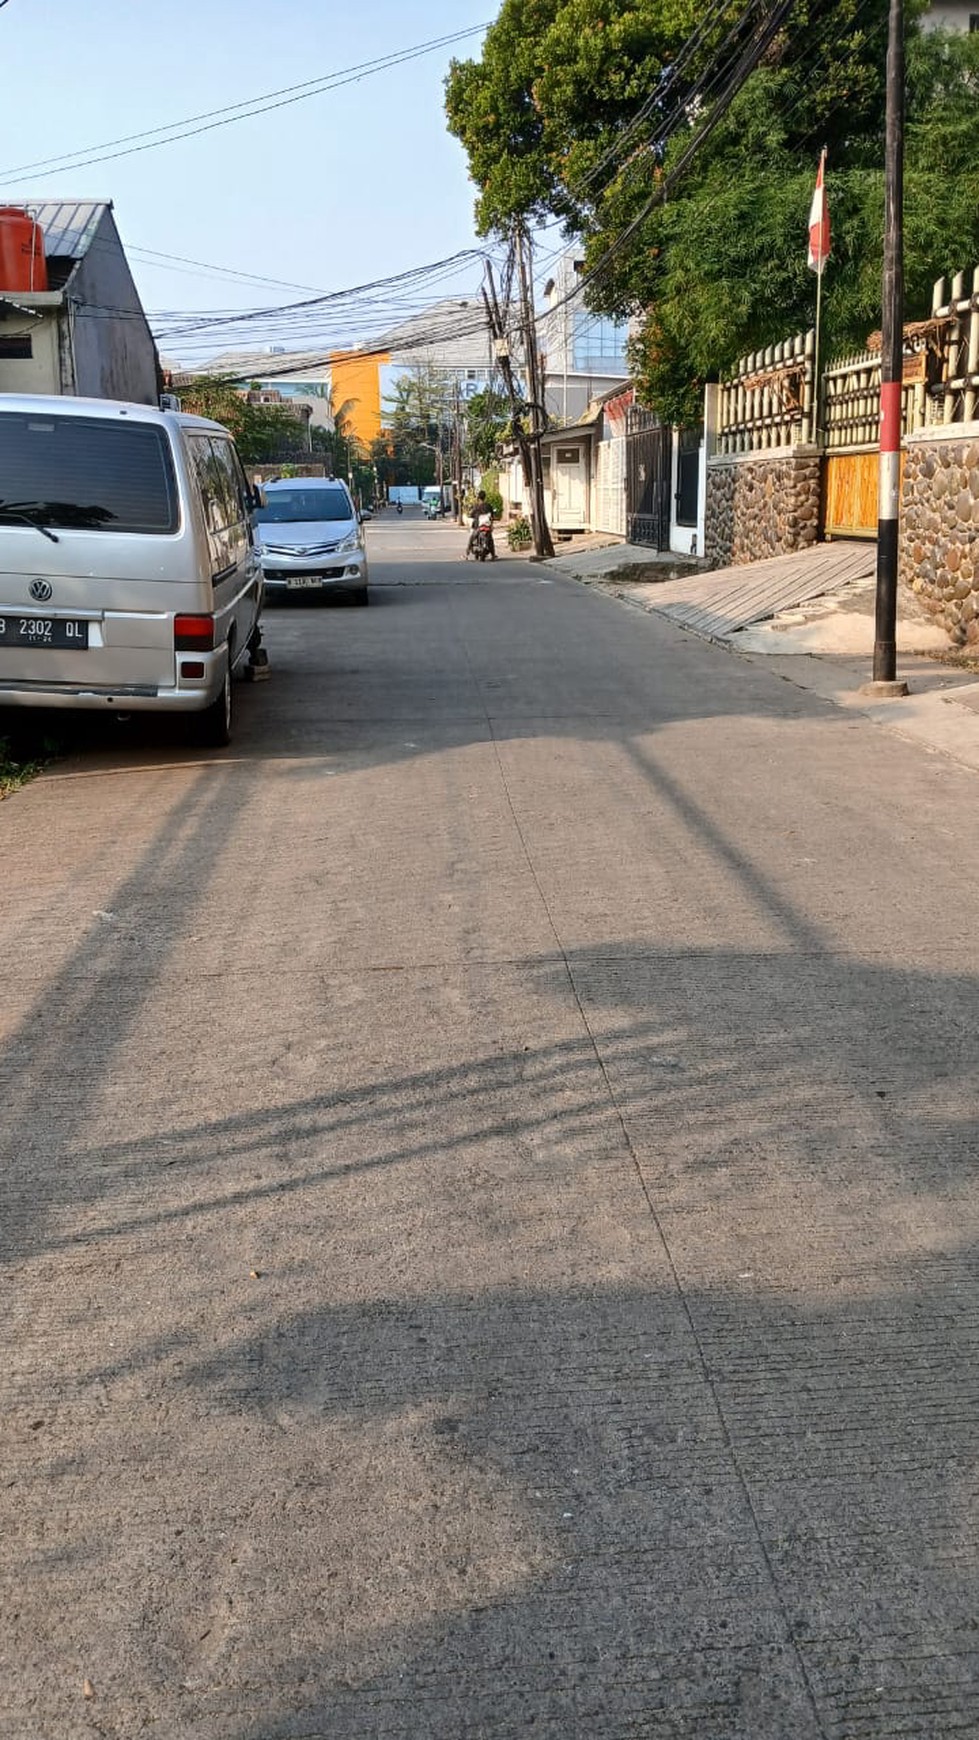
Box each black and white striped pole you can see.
[867,0,909,697]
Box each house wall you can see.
[901,424,979,643]
[705,450,822,567]
[499,454,525,520]
[67,209,158,403]
[921,1,974,27]
[0,305,63,393]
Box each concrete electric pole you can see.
[868,0,909,698]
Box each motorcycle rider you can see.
[466,490,498,561]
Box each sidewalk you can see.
[547,534,702,584]
[563,538,979,777]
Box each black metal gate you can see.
[626,408,672,549]
[675,425,702,528]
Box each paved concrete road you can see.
[5,517,979,1738]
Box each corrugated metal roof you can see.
[380,299,490,369]
[539,415,599,442]
[204,348,333,379]
[23,201,109,260]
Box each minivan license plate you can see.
[0,616,89,649]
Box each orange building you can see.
[329,349,388,451]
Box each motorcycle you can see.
[471,512,495,562]
[396,500,403,515]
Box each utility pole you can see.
[482,266,540,550]
[453,379,464,523]
[867,0,909,697]
[515,224,555,560]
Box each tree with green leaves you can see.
[464,388,511,468]
[177,376,304,462]
[378,364,452,486]
[447,3,979,421]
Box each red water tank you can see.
[0,208,48,292]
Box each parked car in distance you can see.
[255,478,369,605]
[0,393,264,746]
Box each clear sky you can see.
[0,0,495,343]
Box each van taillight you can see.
[174,613,214,651]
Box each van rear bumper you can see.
[0,679,221,712]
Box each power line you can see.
[0,23,491,184]
[523,0,780,339]
[125,246,333,297]
[149,252,486,340]
[540,0,800,328]
[62,249,484,327]
[572,0,746,199]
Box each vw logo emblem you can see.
[29,579,53,603]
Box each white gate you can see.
[593,433,626,536]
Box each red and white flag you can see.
[808,150,830,273]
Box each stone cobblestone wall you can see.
[706,452,821,567]
[901,434,979,644]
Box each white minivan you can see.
[0,394,265,745]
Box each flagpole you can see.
[811,146,826,444]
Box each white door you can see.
[553,445,587,530]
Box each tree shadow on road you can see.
[167,1253,979,1740]
[7,929,979,1737]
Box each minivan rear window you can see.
[0,413,178,534]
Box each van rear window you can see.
[0,413,178,534]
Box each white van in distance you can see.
[0,394,265,745]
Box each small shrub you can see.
[507,516,532,551]
[0,737,45,799]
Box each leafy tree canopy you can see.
[447,4,979,421]
[465,387,511,467]
[177,376,304,462]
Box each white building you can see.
[539,252,632,427]
[377,299,498,409]
[921,2,978,28]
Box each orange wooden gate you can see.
[824,452,905,540]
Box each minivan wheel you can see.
[196,666,233,748]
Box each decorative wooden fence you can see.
[823,350,927,449]
[930,268,979,424]
[715,331,815,454]
[709,258,979,541]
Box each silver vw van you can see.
[0,394,264,745]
